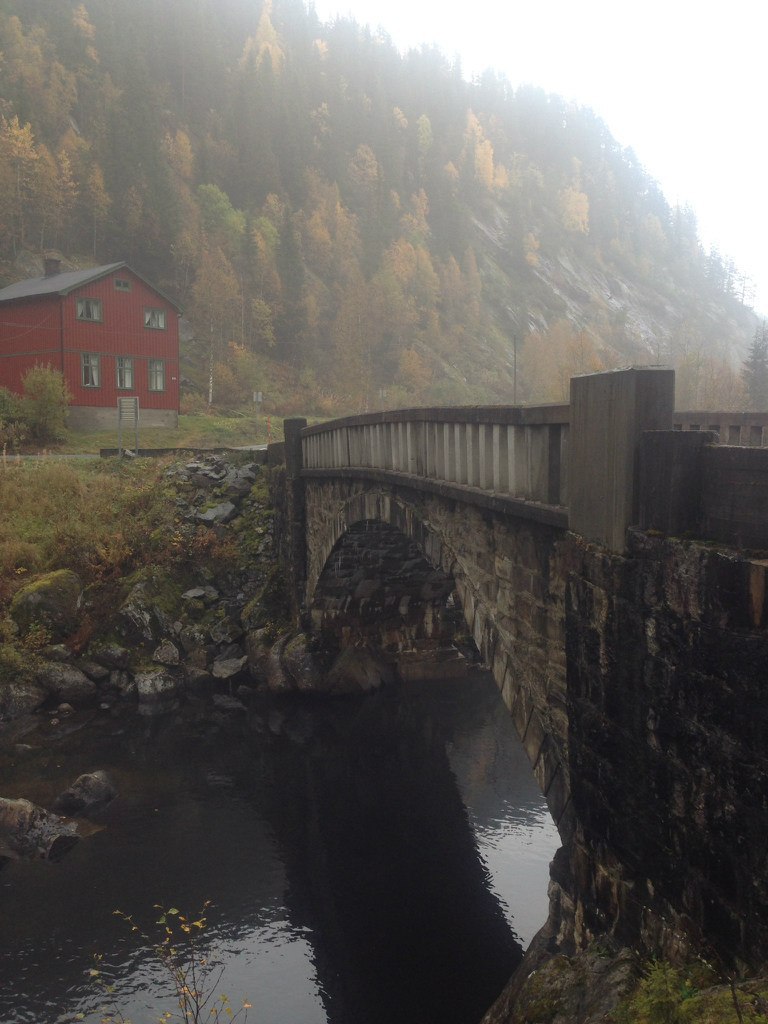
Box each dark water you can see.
[0,670,558,1024]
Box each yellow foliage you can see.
[398,347,433,398]
[521,319,604,402]
[474,138,494,190]
[559,186,590,234]
[493,163,509,191]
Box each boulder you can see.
[0,679,48,718]
[197,501,237,525]
[42,644,72,663]
[152,639,180,665]
[78,660,111,682]
[282,634,326,693]
[136,670,178,703]
[36,663,97,703]
[325,646,393,695]
[109,669,135,697]
[118,583,158,642]
[9,569,82,641]
[221,474,254,501]
[51,770,117,817]
[118,574,179,643]
[211,654,248,681]
[0,797,79,861]
[89,643,130,670]
[185,666,214,695]
[245,627,273,682]
[209,617,243,645]
[182,585,219,604]
[178,624,208,655]
[265,636,294,693]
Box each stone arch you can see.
[309,519,460,655]
[304,479,572,835]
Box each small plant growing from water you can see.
[86,901,250,1024]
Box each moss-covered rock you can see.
[482,941,640,1024]
[9,569,82,640]
[118,570,183,643]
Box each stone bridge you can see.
[274,368,768,968]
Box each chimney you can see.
[44,257,62,278]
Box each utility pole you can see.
[513,333,518,406]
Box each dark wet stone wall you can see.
[565,530,768,966]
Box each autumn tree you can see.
[743,322,768,410]
[189,245,242,405]
[0,115,39,254]
[521,319,604,401]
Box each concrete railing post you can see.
[284,417,308,624]
[569,368,675,552]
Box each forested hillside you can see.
[0,0,759,413]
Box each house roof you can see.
[0,262,182,311]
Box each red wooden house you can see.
[0,259,181,429]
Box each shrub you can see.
[21,364,72,441]
[180,392,209,415]
[0,386,27,449]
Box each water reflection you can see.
[0,670,558,1024]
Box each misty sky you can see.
[312,0,767,316]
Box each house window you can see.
[114,278,131,292]
[76,297,102,321]
[144,308,166,329]
[148,358,165,392]
[82,353,100,388]
[116,356,134,390]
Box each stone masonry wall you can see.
[565,530,768,967]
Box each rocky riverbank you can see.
[0,452,401,866]
[0,453,395,731]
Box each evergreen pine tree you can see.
[742,321,768,409]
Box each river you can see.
[0,669,559,1024]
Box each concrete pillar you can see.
[467,424,480,487]
[455,423,468,483]
[389,423,398,470]
[443,423,453,480]
[569,367,675,552]
[512,425,529,495]
[478,424,493,489]
[426,422,438,478]
[283,417,308,625]
[397,422,407,471]
[547,424,562,505]
[406,422,420,474]
[528,426,549,501]
[493,424,509,493]
[638,430,715,536]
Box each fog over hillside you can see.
[0,0,760,414]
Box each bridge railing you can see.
[301,405,570,507]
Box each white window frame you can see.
[81,352,100,388]
[144,308,167,330]
[76,297,102,321]
[148,358,166,392]
[116,356,134,390]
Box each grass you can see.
[615,961,768,1023]
[0,457,183,603]
[9,411,286,456]
[69,411,273,453]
